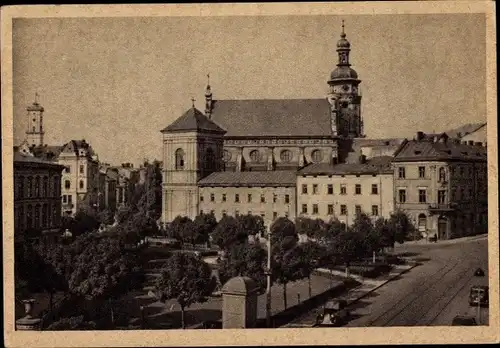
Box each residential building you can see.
[14,147,65,239]
[297,156,394,225]
[392,131,487,240]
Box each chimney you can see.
[468,140,474,146]
[416,131,425,141]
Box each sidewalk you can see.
[282,262,417,328]
[400,233,487,247]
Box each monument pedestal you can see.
[221,276,259,329]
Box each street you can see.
[345,237,489,327]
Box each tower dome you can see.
[330,66,358,80]
[337,32,350,49]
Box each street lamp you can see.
[473,268,485,323]
[265,229,272,328]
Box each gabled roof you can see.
[198,170,297,187]
[299,156,393,176]
[208,99,332,137]
[161,107,226,134]
[393,138,487,162]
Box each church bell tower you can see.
[327,21,363,139]
[26,93,45,146]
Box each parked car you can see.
[451,315,477,326]
[316,299,350,327]
[469,285,489,307]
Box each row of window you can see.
[199,209,290,220]
[15,175,60,199]
[201,192,291,204]
[64,164,86,174]
[397,187,476,203]
[15,203,61,231]
[397,166,482,180]
[301,203,379,216]
[64,179,86,190]
[301,183,378,195]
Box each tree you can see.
[236,214,266,238]
[388,210,416,245]
[154,253,215,329]
[193,212,218,246]
[218,242,267,292]
[211,215,249,250]
[168,216,196,247]
[98,209,115,226]
[295,217,325,240]
[115,204,134,225]
[300,241,326,297]
[72,205,101,236]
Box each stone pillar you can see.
[16,299,42,331]
[221,276,259,329]
[236,147,243,172]
[267,147,274,171]
[298,147,305,167]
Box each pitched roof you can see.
[31,145,63,162]
[198,170,297,187]
[14,151,64,168]
[444,123,486,139]
[393,139,487,162]
[299,156,393,176]
[161,107,226,134]
[208,99,332,137]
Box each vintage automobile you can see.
[451,315,477,326]
[316,299,350,327]
[469,285,489,307]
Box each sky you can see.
[12,13,486,166]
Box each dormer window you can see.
[175,148,185,170]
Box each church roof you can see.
[198,170,297,187]
[299,156,393,176]
[161,107,226,134]
[209,99,332,137]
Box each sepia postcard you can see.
[2,2,498,347]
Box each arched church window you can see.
[439,167,446,182]
[223,150,232,162]
[175,148,185,170]
[250,150,261,162]
[311,150,323,163]
[280,150,292,162]
[204,148,215,172]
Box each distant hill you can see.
[444,123,486,139]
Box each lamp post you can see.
[473,268,485,324]
[265,229,272,328]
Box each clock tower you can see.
[327,21,363,139]
[26,92,45,147]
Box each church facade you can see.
[161,24,369,226]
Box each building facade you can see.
[392,132,487,239]
[14,149,65,238]
[296,156,394,225]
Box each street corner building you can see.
[13,147,65,241]
[159,24,488,240]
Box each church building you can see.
[160,23,377,227]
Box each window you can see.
[65,180,71,190]
[210,193,215,202]
[62,195,67,204]
[418,189,427,203]
[355,184,362,195]
[312,204,319,215]
[235,210,239,216]
[451,188,456,201]
[340,184,347,195]
[302,184,308,194]
[27,177,33,197]
[34,176,40,197]
[65,166,71,173]
[260,194,265,203]
[200,195,204,202]
[79,180,84,189]
[327,184,333,195]
[371,184,378,195]
[284,194,290,204]
[221,194,226,202]
[438,190,446,204]
[235,194,240,203]
[311,150,323,162]
[260,212,265,219]
[328,204,334,215]
[273,193,277,203]
[398,189,406,203]
[175,148,185,170]
[280,149,292,162]
[204,148,215,172]
[80,165,84,174]
[460,188,465,199]
[67,195,72,204]
[42,177,48,197]
[355,205,362,216]
[285,211,289,218]
[439,167,446,182]
[42,204,48,228]
[312,184,318,194]
[250,150,260,162]
[17,176,25,199]
[200,210,204,215]
[302,204,308,214]
[340,205,347,215]
[398,167,406,179]
[273,212,278,220]
[222,210,227,217]
[248,194,252,203]
[418,166,426,178]
[34,204,41,229]
[372,205,379,216]
[418,214,427,231]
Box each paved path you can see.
[345,238,489,327]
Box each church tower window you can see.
[280,149,292,162]
[175,148,185,170]
[250,150,261,162]
[311,150,323,163]
[204,147,215,172]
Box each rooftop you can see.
[299,156,393,176]
[161,107,226,134]
[198,170,297,187]
[14,151,64,168]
